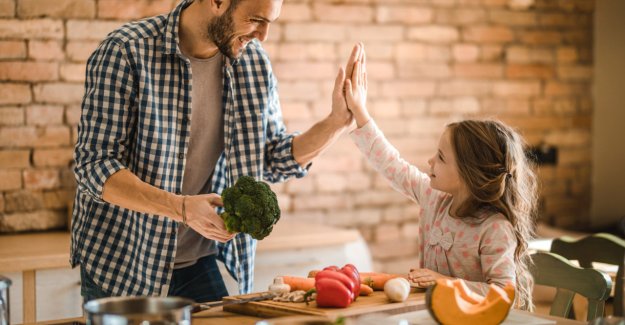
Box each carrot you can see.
[359,272,404,290]
[359,283,374,296]
[280,276,316,292]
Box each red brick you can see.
[395,43,426,61]
[274,62,335,81]
[66,41,99,62]
[435,8,487,25]
[276,42,336,61]
[366,61,395,80]
[344,42,393,60]
[493,81,541,97]
[505,46,554,63]
[284,23,346,42]
[533,98,577,115]
[313,3,373,23]
[489,10,537,26]
[556,47,578,63]
[370,240,419,259]
[0,61,58,81]
[0,169,22,190]
[506,64,554,79]
[557,65,592,81]
[453,63,503,79]
[65,105,81,125]
[520,31,562,45]
[369,99,400,119]
[101,0,174,19]
[347,25,403,42]
[544,82,588,97]
[407,26,459,43]
[0,19,63,39]
[0,126,70,148]
[539,13,590,27]
[0,0,15,17]
[292,193,352,211]
[23,169,60,190]
[315,173,349,193]
[452,44,479,62]
[463,26,514,43]
[375,224,401,242]
[18,0,95,18]
[278,81,320,101]
[376,6,433,24]
[399,63,451,79]
[0,106,25,125]
[60,63,86,82]
[33,83,84,104]
[425,45,451,61]
[437,80,491,96]
[400,99,427,117]
[26,105,64,125]
[0,41,26,59]
[430,97,480,114]
[381,81,436,98]
[481,98,530,115]
[480,44,504,61]
[279,3,311,22]
[66,20,122,41]
[33,148,73,167]
[0,150,30,168]
[0,83,31,105]
[28,40,65,60]
[544,130,590,147]
[43,189,73,209]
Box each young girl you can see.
[343,44,538,310]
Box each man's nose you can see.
[255,24,270,42]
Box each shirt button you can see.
[178,153,184,159]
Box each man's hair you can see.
[447,119,538,311]
[198,0,245,9]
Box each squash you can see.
[426,279,515,325]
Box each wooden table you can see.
[0,232,71,323]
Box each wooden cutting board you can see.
[223,291,427,320]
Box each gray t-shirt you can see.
[175,51,224,269]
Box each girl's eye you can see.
[438,153,444,162]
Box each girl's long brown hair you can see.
[447,119,538,310]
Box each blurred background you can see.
[0,0,624,274]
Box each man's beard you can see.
[206,9,239,60]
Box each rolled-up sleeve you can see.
[262,72,308,183]
[73,39,136,201]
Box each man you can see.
[72,0,362,303]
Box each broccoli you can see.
[220,176,281,240]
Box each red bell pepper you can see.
[341,264,361,299]
[315,278,353,308]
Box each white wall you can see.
[591,0,625,227]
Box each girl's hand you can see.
[408,268,452,287]
[345,42,370,128]
[329,44,363,129]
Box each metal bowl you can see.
[84,296,193,325]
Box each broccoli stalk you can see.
[220,176,280,240]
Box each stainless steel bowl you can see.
[84,296,193,325]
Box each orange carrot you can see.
[359,272,404,290]
[280,276,316,292]
[359,283,374,296]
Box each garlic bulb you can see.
[384,277,410,302]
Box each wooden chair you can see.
[530,252,613,321]
[551,233,625,316]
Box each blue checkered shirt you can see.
[71,0,307,296]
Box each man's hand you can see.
[408,268,453,287]
[183,194,236,243]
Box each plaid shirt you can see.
[71,0,307,297]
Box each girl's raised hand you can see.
[345,42,370,128]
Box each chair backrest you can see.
[551,233,625,316]
[530,252,613,321]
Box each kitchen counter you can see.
[0,221,366,324]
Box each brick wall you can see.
[0,0,594,273]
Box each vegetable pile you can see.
[220,176,280,240]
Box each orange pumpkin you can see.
[426,279,515,325]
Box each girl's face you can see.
[427,128,467,197]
